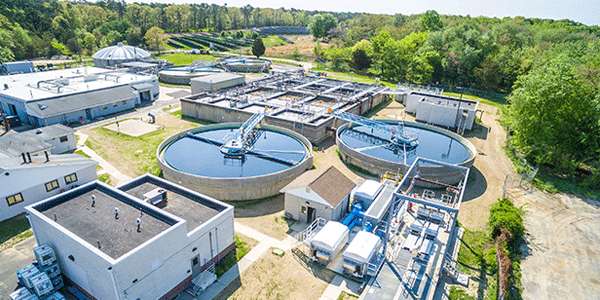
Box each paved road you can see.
[0,238,36,298]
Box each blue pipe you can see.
[343,202,364,229]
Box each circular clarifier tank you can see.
[158,66,224,85]
[337,120,476,183]
[158,123,313,201]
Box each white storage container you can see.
[310,221,349,262]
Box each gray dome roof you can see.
[92,43,151,61]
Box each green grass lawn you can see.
[216,234,255,277]
[98,173,112,185]
[455,227,498,300]
[262,35,288,48]
[0,215,33,251]
[158,53,217,66]
[443,91,507,108]
[311,67,396,88]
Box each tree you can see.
[309,13,337,39]
[507,55,600,172]
[420,10,443,31]
[251,38,265,58]
[351,40,373,70]
[144,26,167,52]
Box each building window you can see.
[6,193,24,206]
[64,173,78,184]
[59,136,68,142]
[45,179,60,192]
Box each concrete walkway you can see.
[319,275,362,300]
[75,132,131,185]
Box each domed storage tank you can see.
[336,120,476,184]
[93,43,151,67]
[158,123,313,201]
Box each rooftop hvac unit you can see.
[34,244,57,266]
[44,292,66,300]
[9,287,38,300]
[17,264,40,289]
[50,276,64,290]
[143,188,168,208]
[39,262,61,278]
[30,272,53,297]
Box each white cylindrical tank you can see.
[342,231,382,277]
[310,221,349,263]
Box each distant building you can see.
[0,124,76,155]
[283,166,356,223]
[0,60,35,75]
[402,92,479,131]
[92,43,152,67]
[25,174,234,300]
[0,67,159,127]
[0,153,97,221]
[190,73,245,94]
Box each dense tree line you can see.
[0,0,355,61]
[312,11,600,182]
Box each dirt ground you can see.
[234,195,295,240]
[216,250,334,300]
[266,35,329,60]
[509,188,600,299]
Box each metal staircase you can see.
[220,112,265,156]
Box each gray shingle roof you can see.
[25,85,136,118]
[308,166,356,207]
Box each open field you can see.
[216,250,334,300]
[82,111,202,177]
[158,53,217,65]
[265,35,329,61]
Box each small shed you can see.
[190,73,245,94]
[282,166,356,223]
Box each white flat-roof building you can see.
[0,153,97,221]
[403,92,479,131]
[0,67,159,127]
[0,124,76,155]
[190,73,245,94]
[25,174,234,300]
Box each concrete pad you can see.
[0,237,35,299]
[104,119,159,137]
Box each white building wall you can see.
[0,164,97,221]
[46,133,77,154]
[27,212,117,300]
[405,94,423,114]
[284,192,346,222]
[112,223,189,299]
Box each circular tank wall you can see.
[220,57,271,73]
[158,66,224,85]
[157,123,313,201]
[336,120,476,184]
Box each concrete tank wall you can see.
[157,123,313,201]
[336,120,476,184]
